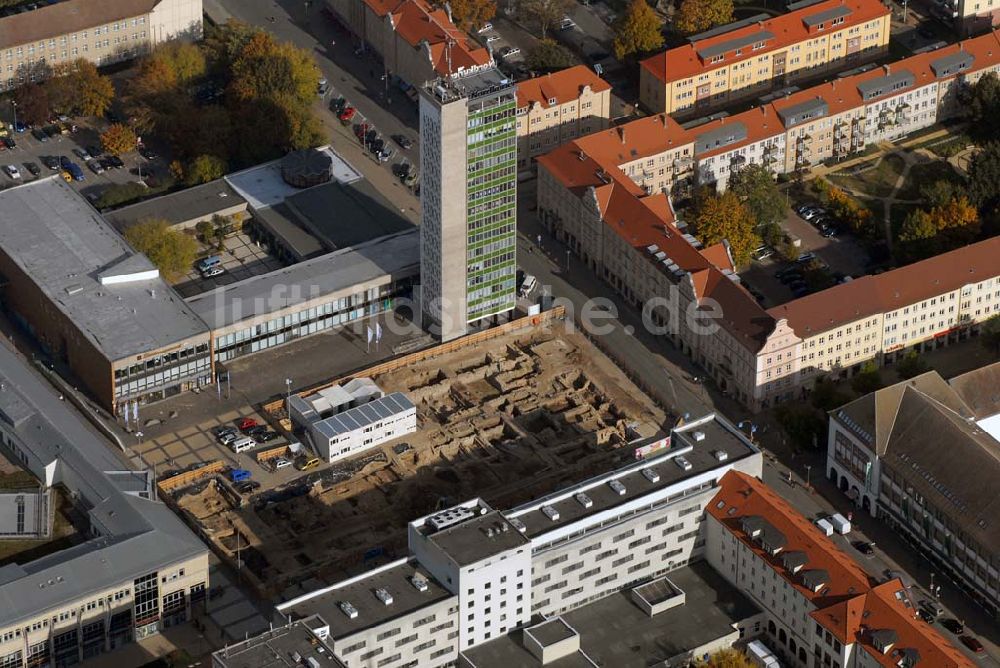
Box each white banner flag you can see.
[375,322,382,342]
[132,400,139,424]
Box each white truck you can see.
[830,513,852,535]
[814,518,834,536]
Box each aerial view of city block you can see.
[0,0,996,665]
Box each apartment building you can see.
[274,413,762,667]
[639,0,890,117]
[826,364,1000,618]
[515,65,612,172]
[0,177,212,416]
[537,32,1000,411]
[0,340,209,668]
[0,0,201,90]
[419,68,518,340]
[705,470,976,667]
[324,0,491,90]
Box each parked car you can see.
[392,134,413,149]
[959,636,984,654]
[338,106,357,123]
[477,22,493,32]
[238,417,258,432]
[500,46,521,58]
[254,430,279,443]
[330,96,347,114]
[558,17,576,29]
[297,457,321,471]
[215,426,236,439]
[235,480,261,495]
[3,164,20,179]
[202,266,224,278]
[72,147,91,161]
[2,135,15,149]
[42,155,60,170]
[393,162,412,179]
[920,600,944,619]
[852,541,875,557]
[820,226,838,238]
[22,161,40,176]
[31,128,48,142]
[377,146,394,162]
[369,137,385,155]
[796,252,817,263]
[86,145,103,158]
[940,618,964,635]
[87,159,104,174]
[139,147,157,160]
[274,457,292,470]
[778,271,803,285]
[217,431,237,445]
[106,155,125,169]
[485,34,500,43]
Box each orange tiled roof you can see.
[691,105,784,161]
[767,236,1000,337]
[640,0,890,84]
[711,472,974,667]
[377,0,491,76]
[516,65,611,110]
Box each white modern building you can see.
[419,67,518,341]
[288,380,416,463]
[275,413,764,667]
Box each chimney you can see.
[761,105,767,116]
[618,126,626,143]
[883,63,891,75]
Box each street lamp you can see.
[285,378,293,402]
[805,464,812,489]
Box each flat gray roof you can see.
[313,392,414,439]
[425,510,531,567]
[226,146,362,211]
[802,5,852,26]
[694,122,749,155]
[526,618,577,647]
[213,616,342,667]
[277,559,454,640]
[0,177,209,361]
[507,415,757,540]
[186,230,420,330]
[696,30,774,60]
[856,70,915,100]
[103,179,247,232]
[461,562,759,668]
[687,13,770,42]
[930,50,974,77]
[253,205,326,261]
[0,341,207,628]
[776,97,828,128]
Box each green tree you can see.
[100,123,138,156]
[697,649,756,668]
[895,351,930,380]
[982,314,1000,356]
[521,0,574,37]
[899,196,980,260]
[195,220,215,244]
[811,377,850,411]
[159,41,208,83]
[920,178,963,208]
[775,403,826,450]
[185,154,227,185]
[444,0,496,32]
[525,39,576,71]
[967,141,1000,210]
[229,32,319,106]
[691,191,760,266]
[95,182,153,209]
[851,361,883,395]
[728,163,786,228]
[612,0,664,61]
[123,219,198,281]
[14,83,50,126]
[674,0,733,36]
[962,71,1000,143]
[65,59,115,117]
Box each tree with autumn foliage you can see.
[612,0,664,61]
[522,0,574,37]
[13,83,50,126]
[61,59,114,117]
[696,649,755,668]
[674,0,733,36]
[443,0,495,32]
[691,190,761,267]
[899,196,980,261]
[101,123,138,156]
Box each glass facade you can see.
[113,343,211,401]
[213,282,407,363]
[465,87,517,322]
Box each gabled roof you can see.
[516,65,610,110]
[640,0,889,84]
[380,0,491,76]
[0,0,159,50]
[948,361,1000,420]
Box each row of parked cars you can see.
[796,202,840,238]
[215,419,279,453]
[775,252,821,299]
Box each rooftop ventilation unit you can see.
[675,456,693,471]
[509,517,527,533]
[374,588,394,605]
[306,658,321,668]
[410,575,429,592]
[542,505,560,521]
[575,493,593,509]
[642,468,660,483]
[714,450,729,462]
[647,244,660,254]
[339,602,359,619]
[692,431,706,442]
[608,480,626,496]
[427,506,476,531]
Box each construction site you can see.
[165,318,669,599]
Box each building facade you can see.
[275,414,763,667]
[826,367,1000,619]
[420,68,518,341]
[0,0,202,90]
[515,66,612,173]
[0,341,209,668]
[639,0,890,117]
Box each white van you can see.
[520,274,537,297]
[230,437,255,454]
[814,518,834,536]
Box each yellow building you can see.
[515,65,612,172]
[639,0,890,117]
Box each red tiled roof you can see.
[711,472,974,668]
[640,0,889,84]
[693,105,784,161]
[377,0,491,76]
[516,65,611,110]
[768,236,1000,337]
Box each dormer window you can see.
[753,41,766,50]
[548,97,557,105]
[711,55,724,64]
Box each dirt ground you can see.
[169,324,668,597]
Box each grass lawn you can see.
[829,154,906,198]
[897,160,964,201]
[925,134,972,158]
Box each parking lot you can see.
[173,232,284,298]
[0,117,167,197]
